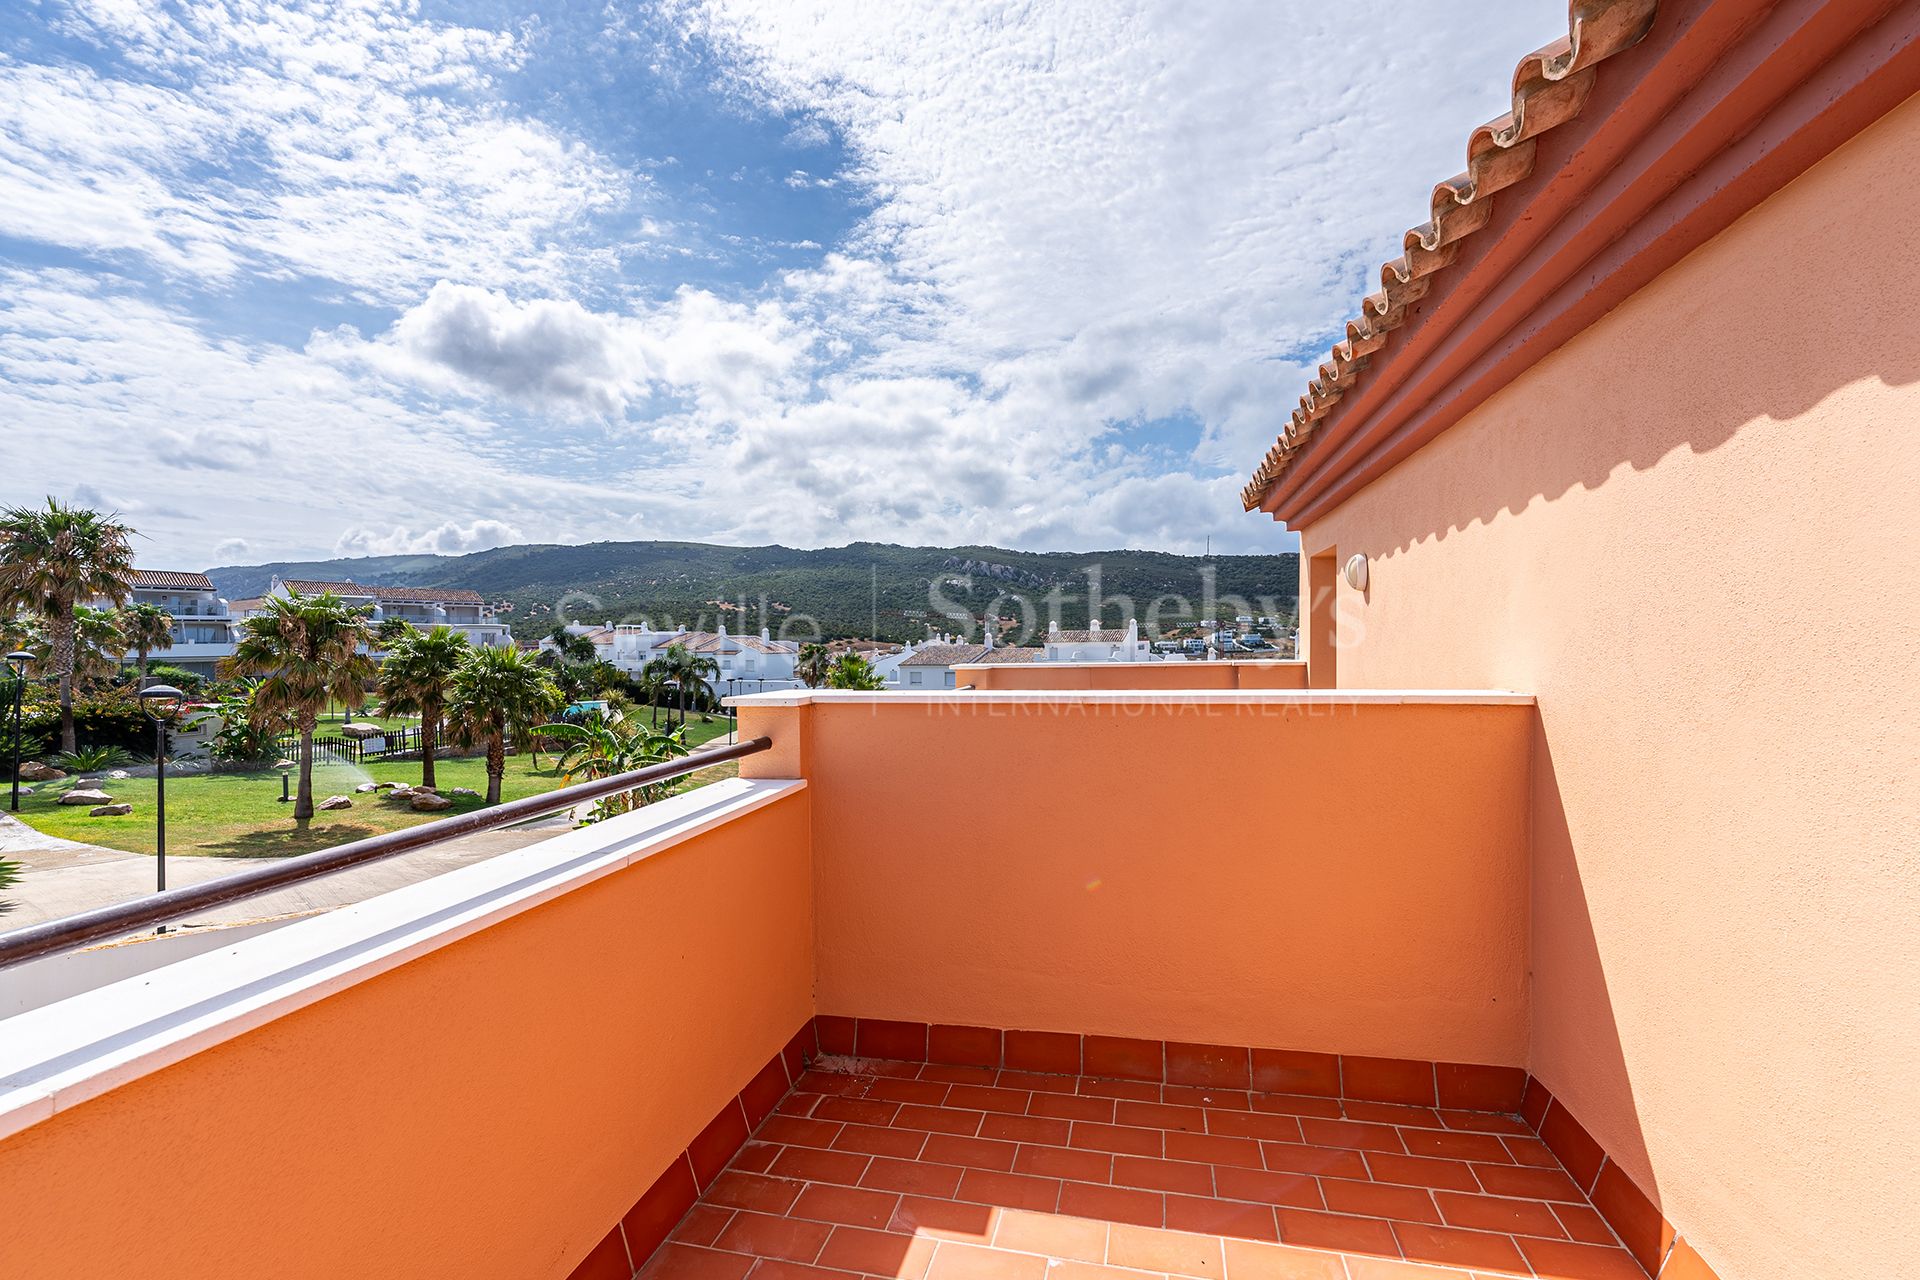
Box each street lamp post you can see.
[138,684,186,896]
[6,651,32,813]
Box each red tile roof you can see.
[901,643,990,666]
[1241,0,1657,510]
[274,578,485,605]
[1048,629,1130,644]
[132,569,215,591]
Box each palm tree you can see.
[224,591,376,821]
[797,643,831,688]
[377,625,469,791]
[120,602,175,685]
[19,607,128,694]
[541,624,598,666]
[656,643,719,727]
[0,499,135,752]
[446,645,561,805]
[825,653,887,690]
[535,715,691,819]
[635,666,670,726]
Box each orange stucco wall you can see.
[742,696,1531,1065]
[956,661,1308,690]
[1298,92,1920,1280]
[0,792,814,1280]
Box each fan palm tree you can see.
[224,591,376,821]
[0,500,135,752]
[541,624,598,666]
[825,653,887,690]
[655,643,719,727]
[377,625,469,791]
[18,607,128,694]
[797,643,831,689]
[534,715,691,819]
[446,645,561,805]
[120,602,175,685]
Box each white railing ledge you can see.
[0,777,806,1144]
[726,689,1536,708]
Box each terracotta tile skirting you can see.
[571,1018,1722,1280]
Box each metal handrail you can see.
[0,735,772,969]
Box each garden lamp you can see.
[5,650,31,813]
[138,684,186,897]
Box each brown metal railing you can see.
[0,736,772,969]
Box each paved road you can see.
[0,810,577,929]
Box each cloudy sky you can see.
[2,0,1553,568]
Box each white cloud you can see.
[212,538,251,561]
[334,519,523,557]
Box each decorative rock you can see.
[354,782,380,793]
[448,787,479,798]
[106,769,132,780]
[13,785,31,797]
[384,785,415,800]
[89,803,133,816]
[410,792,453,811]
[374,781,399,790]
[18,761,66,782]
[317,795,353,811]
[59,789,115,806]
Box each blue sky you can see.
[0,0,1552,568]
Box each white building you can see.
[1042,619,1153,663]
[92,570,237,678]
[550,622,803,698]
[238,578,514,654]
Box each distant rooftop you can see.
[131,569,215,591]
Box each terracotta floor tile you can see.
[1205,1111,1303,1144]
[862,1155,965,1198]
[1059,1180,1167,1228]
[705,1172,807,1215]
[1273,1208,1399,1255]
[1390,1222,1527,1273]
[1516,1237,1648,1280]
[667,1062,1638,1280]
[1396,1130,1511,1164]
[1295,1119,1404,1154]
[1116,1101,1209,1132]
[1164,1131,1264,1170]
[713,1211,833,1263]
[1113,1155,1215,1196]
[1220,1238,1347,1280]
[1107,1224,1226,1278]
[833,1123,927,1160]
[1163,1193,1279,1241]
[1361,1153,1479,1193]
[1433,1189,1568,1239]
[926,1241,1050,1280]
[1318,1177,1443,1225]
[980,1114,1071,1146]
[672,1205,737,1247]
[752,1258,880,1280]
[817,1225,938,1279]
[770,1146,872,1187]
[890,1195,997,1242]
[1070,1122,1165,1157]
[1257,1143,1370,1180]
[922,1134,1019,1172]
[1211,1166,1324,1210]
[641,1243,758,1280]
[1013,1143,1113,1183]
[992,1206,1110,1262]
[957,1169,1064,1213]
[1469,1163,1584,1203]
[1031,1094,1117,1123]
[791,1183,903,1230]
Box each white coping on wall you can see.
[725,689,1535,708]
[0,777,806,1144]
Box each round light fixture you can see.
[1342,553,1369,592]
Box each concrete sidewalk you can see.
[0,810,576,930]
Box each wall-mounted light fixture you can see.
[1342,553,1369,592]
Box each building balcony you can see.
[0,690,1701,1280]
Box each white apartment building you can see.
[240,578,514,654]
[1041,619,1153,663]
[91,570,237,678]
[550,622,803,697]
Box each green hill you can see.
[207,541,1298,645]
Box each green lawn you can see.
[17,713,743,860]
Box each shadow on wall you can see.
[1339,97,1920,559]
[1529,723,1652,1202]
